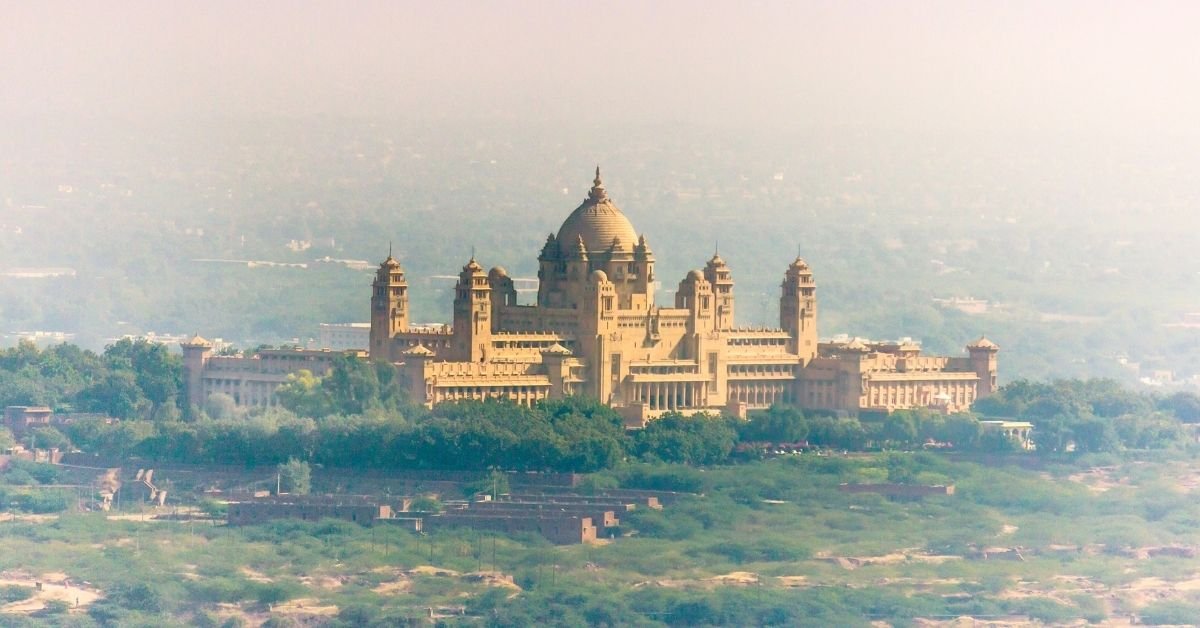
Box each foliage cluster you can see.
[0,339,183,420]
[976,379,1198,453]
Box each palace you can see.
[367,168,998,424]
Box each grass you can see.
[1,452,1200,624]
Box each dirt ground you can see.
[0,571,103,615]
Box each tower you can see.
[536,232,561,307]
[370,251,409,361]
[452,256,492,362]
[967,336,1000,399]
[704,252,735,330]
[780,256,818,362]
[581,269,619,401]
[632,234,656,310]
[676,269,715,338]
[488,266,517,331]
[180,335,213,411]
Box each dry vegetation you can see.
[2,451,1200,625]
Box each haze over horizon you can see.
[5,1,1199,136]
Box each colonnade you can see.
[632,381,706,411]
[729,382,791,408]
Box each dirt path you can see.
[0,572,103,614]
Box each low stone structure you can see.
[226,495,393,526]
[3,406,52,436]
[980,420,1035,450]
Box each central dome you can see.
[556,167,639,253]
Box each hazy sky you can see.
[5,1,1199,137]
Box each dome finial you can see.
[588,165,608,202]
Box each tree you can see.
[322,355,380,415]
[742,405,808,443]
[1161,392,1200,423]
[464,470,510,500]
[1032,415,1073,454]
[277,458,311,495]
[1071,416,1118,453]
[103,338,183,420]
[633,413,738,465]
[276,370,332,418]
[77,370,146,419]
[204,393,240,420]
[882,412,919,448]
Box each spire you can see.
[571,234,589,260]
[389,241,393,258]
[588,165,608,202]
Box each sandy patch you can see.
[776,575,809,587]
[105,512,162,522]
[464,571,520,590]
[820,552,962,569]
[373,579,412,595]
[0,513,57,524]
[408,565,459,577]
[706,571,758,585]
[270,597,338,616]
[298,575,343,589]
[1067,466,1131,493]
[0,573,102,614]
[240,567,273,583]
[914,618,1045,627]
[1000,524,1018,536]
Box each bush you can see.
[253,581,305,606]
[198,498,228,518]
[277,458,311,495]
[1011,597,1078,623]
[625,508,700,540]
[1140,600,1200,625]
[40,599,70,614]
[703,537,811,563]
[4,460,60,485]
[107,582,162,613]
[619,465,707,493]
[13,490,70,514]
[3,468,36,486]
[408,495,441,513]
[0,584,33,603]
[186,577,252,603]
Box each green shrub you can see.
[3,468,36,486]
[185,577,252,603]
[107,582,162,613]
[1009,597,1077,623]
[625,508,700,540]
[619,465,707,493]
[41,599,70,614]
[408,495,441,513]
[253,581,305,606]
[703,537,811,563]
[13,490,69,514]
[198,498,228,518]
[1140,600,1200,625]
[0,584,33,603]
